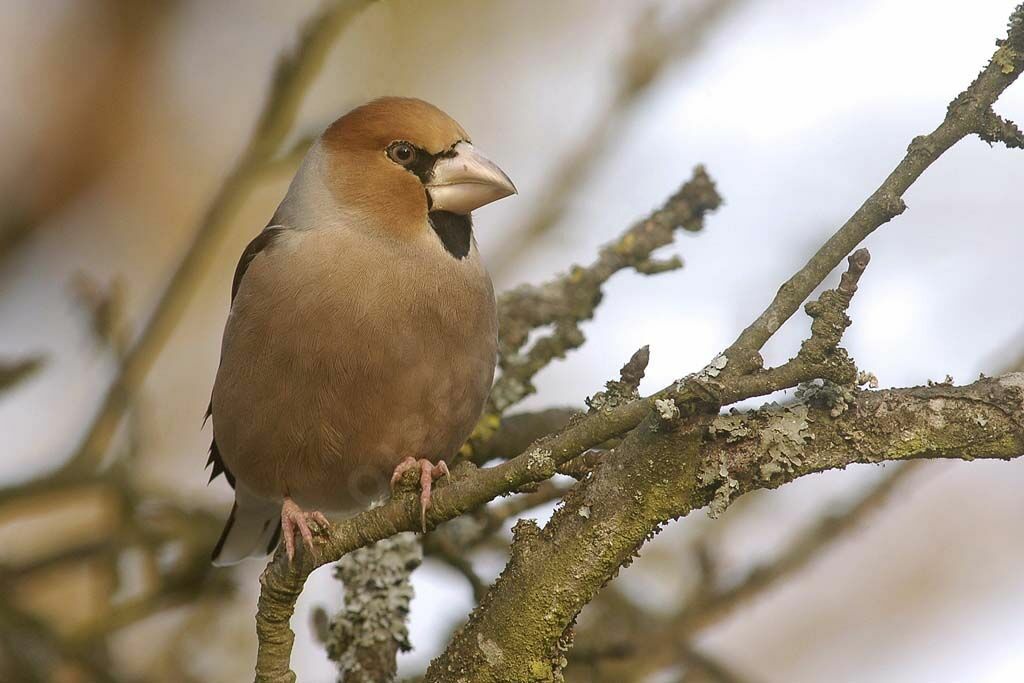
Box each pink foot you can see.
[280,496,329,564]
[390,457,450,532]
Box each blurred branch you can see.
[680,463,920,631]
[0,599,124,683]
[62,0,378,480]
[676,645,758,683]
[0,0,177,273]
[491,0,744,278]
[0,24,377,667]
[0,356,45,394]
[468,407,580,463]
[575,462,923,680]
[429,533,490,603]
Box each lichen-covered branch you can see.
[253,7,1024,681]
[419,244,875,681]
[325,533,421,683]
[424,374,1024,682]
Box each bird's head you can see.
[312,97,516,239]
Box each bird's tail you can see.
[211,495,281,566]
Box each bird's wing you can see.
[205,225,288,487]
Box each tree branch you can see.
[480,167,722,424]
[325,533,420,683]
[424,373,1024,682]
[252,6,1024,680]
[721,6,1024,374]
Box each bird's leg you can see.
[390,457,450,532]
[280,496,330,564]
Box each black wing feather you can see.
[205,226,287,489]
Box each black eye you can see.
[387,142,416,166]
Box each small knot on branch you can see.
[634,255,684,274]
[976,108,1024,148]
[877,191,907,220]
[796,248,873,384]
[838,248,871,296]
[587,345,650,412]
[618,345,651,391]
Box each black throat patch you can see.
[428,211,473,259]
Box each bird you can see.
[205,97,516,565]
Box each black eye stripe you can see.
[404,148,437,183]
[386,140,464,183]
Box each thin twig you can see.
[722,9,1024,374]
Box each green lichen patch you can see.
[994,45,1019,74]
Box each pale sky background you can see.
[1,0,1023,681]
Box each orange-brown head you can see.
[315,97,515,244]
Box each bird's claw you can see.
[280,497,329,564]
[390,457,449,533]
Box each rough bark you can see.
[423,374,1024,682]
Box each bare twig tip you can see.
[848,248,871,272]
[619,345,651,390]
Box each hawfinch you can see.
[206,97,516,565]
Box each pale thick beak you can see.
[426,141,517,215]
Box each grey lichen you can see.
[927,398,947,429]
[654,398,680,426]
[709,410,751,442]
[526,448,556,476]
[700,462,739,518]
[327,532,422,682]
[701,354,729,379]
[757,403,811,479]
[796,378,857,417]
[857,370,879,388]
[1000,372,1024,388]
[704,402,812,515]
[477,634,505,667]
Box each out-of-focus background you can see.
[2,0,1023,681]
